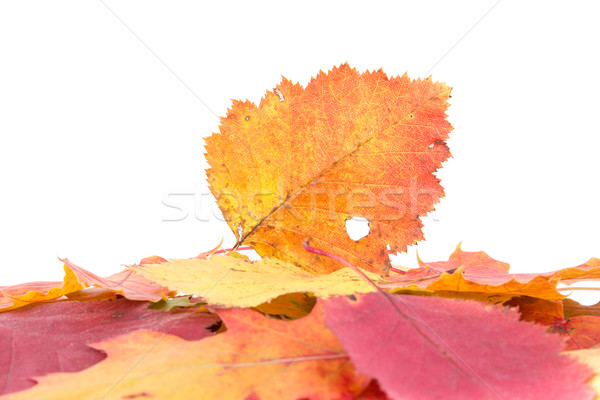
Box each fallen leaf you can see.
[4,301,370,400]
[0,267,84,312]
[563,299,600,319]
[555,258,600,284]
[565,348,600,397]
[253,292,316,320]
[550,316,600,351]
[129,254,382,307]
[0,260,176,313]
[61,258,175,302]
[504,297,600,351]
[147,296,201,311]
[205,63,452,275]
[64,287,118,302]
[324,292,594,400]
[387,249,600,302]
[417,243,510,273]
[505,296,564,325]
[0,298,218,396]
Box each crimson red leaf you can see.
[324,292,593,400]
[0,298,218,395]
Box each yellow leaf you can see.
[129,254,382,307]
[0,266,84,312]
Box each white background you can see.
[1,1,598,302]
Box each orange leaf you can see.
[0,259,174,312]
[205,63,452,275]
[388,247,600,302]
[550,316,600,350]
[4,301,370,400]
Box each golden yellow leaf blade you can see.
[0,266,84,312]
[129,254,381,307]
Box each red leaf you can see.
[549,316,600,351]
[417,243,510,274]
[62,258,175,302]
[324,292,593,400]
[0,298,218,395]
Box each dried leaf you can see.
[550,316,600,351]
[205,63,452,274]
[0,259,175,313]
[4,301,370,400]
[253,292,316,319]
[147,296,201,311]
[566,348,600,397]
[0,267,84,312]
[0,298,218,396]
[62,258,175,302]
[129,254,382,307]
[388,248,600,302]
[324,292,594,400]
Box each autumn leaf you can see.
[0,298,218,396]
[0,267,84,312]
[566,348,600,398]
[0,259,176,313]
[129,254,384,307]
[61,258,176,301]
[4,301,370,400]
[324,292,594,400]
[205,63,452,275]
[564,299,600,319]
[147,296,202,311]
[550,316,600,351]
[505,296,564,325]
[253,292,316,320]
[504,297,600,351]
[417,243,510,273]
[387,246,600,303]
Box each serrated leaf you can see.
[205,63,452,274]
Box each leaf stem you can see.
[214,246,253,254]
[302,239,384,293]
[389,266,407,275]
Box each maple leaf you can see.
[504,297,600,351]
[129,254,385,307]
[386,246,600,303]
[564,299,600,319]
[550,316,600,350]
[324,292,594,400]
[205,63,452,275]
[0,298,218,396]
[0,259,175,312]
[3,301,370,400]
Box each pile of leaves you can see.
[2,64,599,399]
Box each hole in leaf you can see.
[345,216,370,241]
[206,320,223,333]
[245,115,250,121]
